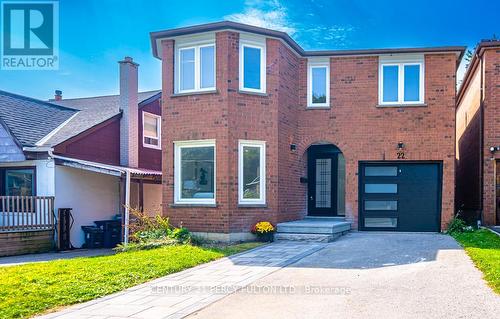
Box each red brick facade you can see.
[160,29,459,236]
[456,43,500,225]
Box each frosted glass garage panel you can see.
[364,200,397,211]
[365,184,398,193]
[364,166,397,176]
[364,218,397,228]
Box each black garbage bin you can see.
[81,226,104,248]
[94,220,122,248]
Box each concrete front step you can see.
[274,232,346,243]
[277,220,351,234]
[275,217,351,242]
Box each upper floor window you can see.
[143,112,161,149]
[177,43,215,93]
[239,40,266,93]
[307,61,330,107]
[379,55,424,105]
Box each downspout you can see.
[124,170,131,244]
[47,149,132,244]
[478,51,485,226]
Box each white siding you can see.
[0,159,55,196]
[55,166,120,248]
[0,125,25,162]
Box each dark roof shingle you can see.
[47,90,160,146]
[0,90,78,147]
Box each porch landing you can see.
[275,217,351,242]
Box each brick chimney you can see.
[54,90,62,101]
[118,56,139,168]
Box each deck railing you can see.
[0,196,55,232]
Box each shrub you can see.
[115,208,192,251]
[446,216,474,234]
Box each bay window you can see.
[177,43,216,93]
[239,40,266,93]
[174,140,216,204]
[238,140,266,205]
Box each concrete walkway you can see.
[37,242,324,319]
[0,249,113,267]
[190,233,500,319]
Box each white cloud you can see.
[302,25,355,48]
[224,0,296,35]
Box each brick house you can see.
[150,21,465,240]
[456,40,500,226]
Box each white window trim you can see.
[238,140,266,205]
[142,111,161,150]
[174,139,216,205]
[239,41,266,94]
[307,62,330,107]
[379,55,425,105]
[176,43,216,94]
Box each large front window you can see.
[379,56,424,105]
[239,41,266,93]
[238,140,266,205]
[177,43,216,93]
[174,140,215,204]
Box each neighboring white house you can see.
[0,57,162,248]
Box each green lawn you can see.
[452,229,500,294]
[0,242,262,319]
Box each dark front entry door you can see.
[307,145,339,216]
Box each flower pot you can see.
[257,232,274,242]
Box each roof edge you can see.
[0,89,79,112]
[457,40,500,105]
[150,21,465,62]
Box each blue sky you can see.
[1,0,499,100]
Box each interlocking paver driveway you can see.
[36,242,325,319]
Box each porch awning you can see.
[51,153,161,244]
[55,156,161,177]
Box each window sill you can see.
[377,103,427,108]
[238,90,268,97]
[171,89,218,98]
[170,203,217,208]
[238,203,267,208]
[143,144,161,150]
[306,105,330,110]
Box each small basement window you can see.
[142,112,161,149]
